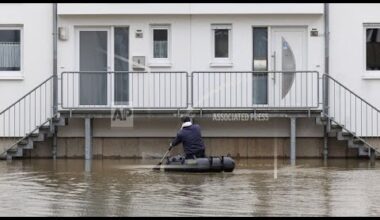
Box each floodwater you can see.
[1,158,380,217]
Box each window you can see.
[215,29,229,58]
[149,25,170,67]
[211,24,232,66]
[114,27,129,104]
[366,28,380,71]
[153,29,168,58]
[0,28,21,75]
[252,27,268,105]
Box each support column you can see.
[52,129,57,160]
[290,117,296,166]
[370,148,376,165]
[323,125,328,161]
[85,117,93,160]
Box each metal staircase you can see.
[0,76,66,160]
[321,74,380,158]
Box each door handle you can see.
[271,51,276,82]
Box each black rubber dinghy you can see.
[158,155,235,172]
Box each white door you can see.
[76,27,111,107]
[269,27,307,107]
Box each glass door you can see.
[252,27,268,105]
[112,27,130,106]
[78,28,109,106]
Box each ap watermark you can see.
[212,113,269,122]
[111,107,134,127]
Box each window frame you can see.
[0,26,23,80]
[362,23,380,79]
[210,24,233,67]
[149,24,171,67]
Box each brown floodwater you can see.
[0,158,380,216]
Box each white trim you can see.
[149,24,171,66]
[209,61,233,67]
[361,72,380,80]
[0,75,24,80]
[148,62,172,67]
[0,26,23,80]
[210,24,233,67]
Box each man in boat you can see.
[169,116,206,159]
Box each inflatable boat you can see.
[156,155,235,172]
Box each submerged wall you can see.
[20,137,358,159]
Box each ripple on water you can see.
[1,159,380,216]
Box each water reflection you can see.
[0,159,379,216]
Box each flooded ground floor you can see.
[20,137,361,159]
[0,158,379,216]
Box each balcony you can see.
[59,71,321,117]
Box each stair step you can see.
[19,141,33,149]
[18,139,29,145]
[348,139,364,149]
[39,125,50,130]
[337,131,355,140]
[29,133,39,137]
[341,131,353,136]
[331,124,343,130]
[358,146,369,157]
[353,139,364,144]
[7,147,23,157]
[31,133,45,142]
[7,148,18,153]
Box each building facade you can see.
[0,3,379,160]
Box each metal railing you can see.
[60,71,188,110]
[0,75,55,154]
[323,74,380,152]
[60,70,320,111]
[191,71,320,109]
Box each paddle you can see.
[153,145,173,171]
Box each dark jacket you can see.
[171,124,205,155]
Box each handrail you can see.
[323,73,380,153]
[323,74,380,113]
[0,75,55,156]
[0,76,54,115]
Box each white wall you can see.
[58,14,324,72]
[0,4,53,109]
[329,4,380,136]
[57,13,324,111]
[58,3,324,15]
[329,4,380,105]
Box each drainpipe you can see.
[52,3,58,160]
[53,3,58,116]
[323,3,329,162]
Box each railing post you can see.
[187,71,193,110]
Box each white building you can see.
[0,3,379,160]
